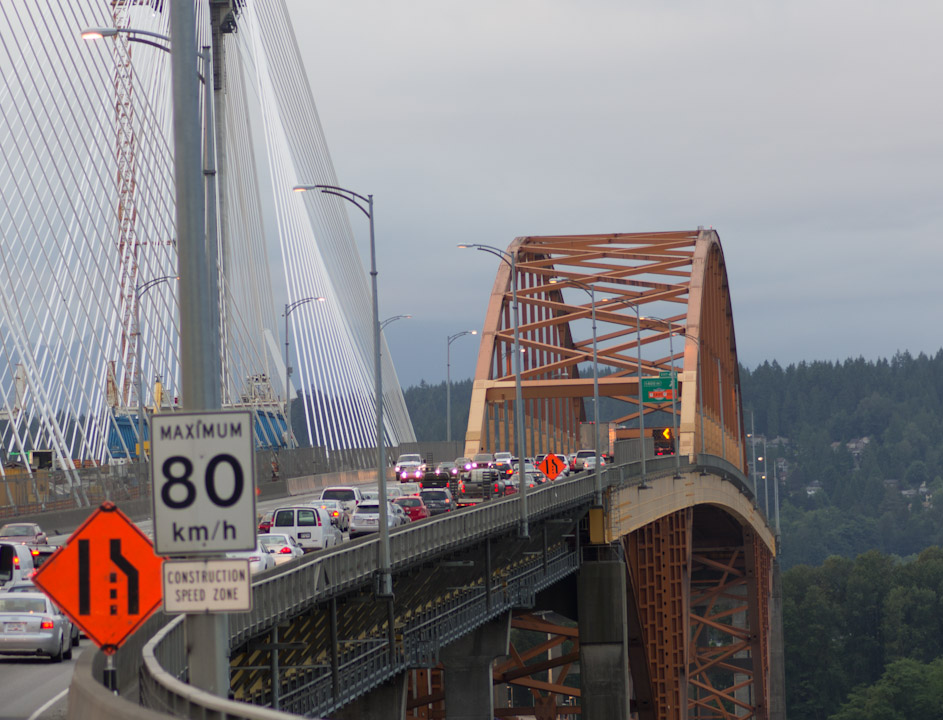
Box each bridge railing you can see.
[123,457,752,720]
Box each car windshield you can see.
[355,504,380,515]
[0,597,46,613]
[421,491,448,501]
[321,489,355,502]
[259,536,289,548]
[0,525,32,537]
[473,454,492,462]
[398,498,421,507]
[397,455,421,463]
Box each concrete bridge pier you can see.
[333,674,408,720]
[579,559,631,720]
[440,612,512,720]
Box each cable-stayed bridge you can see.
[0,0,415,493]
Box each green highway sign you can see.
[642,376,676,402]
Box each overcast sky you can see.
[284,1,943,389]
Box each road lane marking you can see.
[28,687,68,720]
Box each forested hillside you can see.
[740,351,943,567]
[784,547,943,719]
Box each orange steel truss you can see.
[405,612,581,719]
[624,508,773,720]
[463,230,745,472]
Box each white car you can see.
[349,501,407,539]
[0,592,75,661]
[258,533,305,565]
[398,482,422,496]
[226,541,275,575]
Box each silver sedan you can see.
[0,592,73,661]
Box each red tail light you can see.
[41,617,54,629]
[30,548,39,556]
[279,547,292,554]
[12,556,19,569]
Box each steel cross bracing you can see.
[464,230,744,474]
[135,456,764,720]
[0,0,414,493]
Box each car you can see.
[513,460,546,484]
[394,453,424,480]
[319,486,365,515]
[226,540,276,574]
[271,506,343,551]
[435,461,457,477]
[257,511,274,534]
[349,501,406,539]
[25,543,60,571]
[398,481,422,496]
[0,542,36,589]
[583,455,606,471]
[0,591,74,661]
[391,502,410,524]
[361,489,381,503]
[494,451,513,464]
[571,449,597,472]
[455,456,474,481]
[419,488,454,515]
[315,499,350,532]
[0,523,47,545]
[493,460,515,480]
[4,580,81,647]
[471,453,494,470]
[394,496,430,522]
[258,533,305,565]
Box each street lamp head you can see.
[81,27,117,40]
[457,244,469,249]
[471,330,478,335]
[292,185,313,193]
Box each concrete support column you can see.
[579,559,630,720]
[333,674,407,720]
[441,613,511,720]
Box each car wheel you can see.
[63,639,73,661]
[50,634,64,663]
[71,626,80,647]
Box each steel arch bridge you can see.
[455,229,780,719]
[464,229,744,470]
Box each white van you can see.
[0,542,35,588]
[271,506,342,552]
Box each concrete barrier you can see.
[68,644,170,720]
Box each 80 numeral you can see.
[160,454,244,510]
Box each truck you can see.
[450,466,512,507]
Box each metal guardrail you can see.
[134,457,750,719]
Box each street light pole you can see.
[550,278,602,504]
[634,304,648,488]
[293,184,393,596]
[135,276,177,464]
[446,330,477,444]
[459,244,527,537]
[283,297,326,449]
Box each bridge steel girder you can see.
[611,470,775,720]
[463,230,746,475]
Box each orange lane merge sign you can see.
[538,454,566,481]
[33,502,164,654]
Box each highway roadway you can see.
[13,489,326,720]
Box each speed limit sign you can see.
[151,410,257,555]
